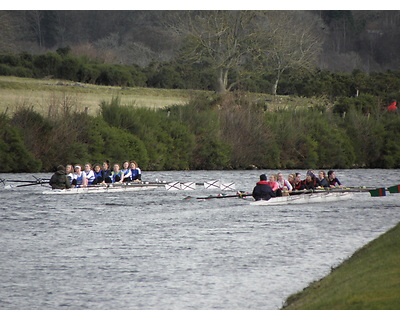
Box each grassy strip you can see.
[282,222,400,309]
[0,76,195,115]
[0,76,330,116]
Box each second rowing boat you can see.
[250,192,353,206]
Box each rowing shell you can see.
[43,184,157,194]
[250,192,353,206]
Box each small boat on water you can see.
[250,192,353,206]
[42,183,157,194]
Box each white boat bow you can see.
[43,183,157,194]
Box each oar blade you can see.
[388,185,400,193]
[369,188,386,197]
[204,180,220,189]
[181,182,196,191]
[165,182,181,191]
[220,182,236,191]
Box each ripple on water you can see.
[1,169,400,309]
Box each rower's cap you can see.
[74,165,81,169]
[307,170,316,178]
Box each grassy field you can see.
[0,76,197,115]
[282,222,400,310]
[0,76,331,116]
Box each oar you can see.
[3,178,50,184]
[290,187,376,195]
[334,184,399,197]
[304,184,400,197]
[387,185,400,193]
[5,179,44,183]
[185,192,252,200]
[16,183,41,187]
[368,185,400,197]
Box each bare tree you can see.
[0,11,16,52]
[176,11,259,94]
[258,11,324,95]
[26,11,44,48]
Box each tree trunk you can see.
[272,69,283,95]
[272,77,279,95]
[216,68,228,94]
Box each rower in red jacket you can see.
[252,174,276,201]
[293,172,306,190]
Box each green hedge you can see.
[2,93,400,173]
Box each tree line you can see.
[1,93,399,173]
[1,10,400,75]
[1,49,400,102]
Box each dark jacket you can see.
[294,180,306,190]
[317,178,329,188]
[252,181,275,201]
[304,178,318,190]
[49,169,71,190]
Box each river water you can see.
[1,169,399,310]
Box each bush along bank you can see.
[1,92,400,173]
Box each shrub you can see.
[13,66,34,78]
[146,64,184,89]
[33,52,62,77]
[96,64,134,86]
[58,56,81,81]
[0,54,20,67]
[0,114,42,172]
[333,94,380,116]
[100,98,196,170]
[78,64,101,84]
[87,116,149,168]
[0,64,12,76]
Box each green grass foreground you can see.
[282,222,400,309]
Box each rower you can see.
[293,173,306,190]
[317,170,329,188]
[65,164,74,184]
[121,161,133,182]
[304,171,318,190]
[92,164,104,184]
[110,163,124,183]
[268,174,282,197]
[84,163,96,185]
[288,173,295,189]
[49,165,71,190]
[328,170,343,188]
[252,174,275,201]
[72,165,88,187]
[130,161,142,182]
[101,161,112,184]
[277,172,292,195]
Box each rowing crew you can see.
[252,170,343,201]
[49,160,142,190]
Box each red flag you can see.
[387,101,397,112]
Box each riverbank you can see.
[282,222,400,309]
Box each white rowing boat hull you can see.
[43,185,156,194]
[249,192,353,206]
